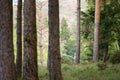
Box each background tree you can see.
[16,0,22,78]
[23,0,38,80]
[0,0,17,79]
[48,0,63,79]
[60,17,70,41]
[36,1,48,66]
[74,0,81,64]
[82,0,120,62]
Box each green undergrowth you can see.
[38,63,120,80]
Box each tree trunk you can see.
[74,0,81,64]
[48,0,63,80]
[16,0,22,79]
[93,0,101,62]
[103,44,108,63]
[39,31,44,65]
[23,0,38,80]
[0,0,17,80]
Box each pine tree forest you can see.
[0,0,120,80]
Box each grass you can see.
[38,63,120,80]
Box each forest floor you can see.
[39,63,120,80]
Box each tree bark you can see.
[93,0,101,62]
[48,0,63,80]
[0,0,17,80]
[23,0,38,80]
[74,0,81,64]
[16,0,22,79]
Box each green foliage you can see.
[61,54,74,65]
[38,63,120,80]
[43,17,48,27]
[60,17,76,62]
[109,51,120,64]
[60,17,70,41]
[81,7,94,39]
[63,39,76,57]
[97,62,107,70]
[82,0,120,62]
[62,63,120,80]
[38,66,49,80]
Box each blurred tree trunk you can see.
[39,31,43,65]
[103,44,108,63]
[74,0,81,64]
[93,0,101,62]
[48,0,63,80]
[23,0,38,80]
[0,0,17,80]
[36,2,46,66]
[16,0,22,79]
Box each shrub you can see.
[97,62,107,70]
[61,54,74,65]
[109,51,120,64]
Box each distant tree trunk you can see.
[23,0,38,80]
[48,0,63,80]
[16,0,22,79]
[103,44,108,63]
[39,31,44,65]
[74,0,81,64]
[118,38,120,48]
[93,0,101,62]
[0,0,17,80]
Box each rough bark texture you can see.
[23,0,38,80]
[16,0,22,78]
[74,0,81,64]
[93,0,101,62]
[48,0,63,80]
[0,0,17,80]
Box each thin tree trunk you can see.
[23,0,38,80]
[39,31,44,65]
[93,0,101,62]
[16,0,22,79]
[74,0,81,64]
[48,0,63,80]
[103,44,108,63]
[0,0,17,79]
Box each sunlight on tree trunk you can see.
[93,0,101,62]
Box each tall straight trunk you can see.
[23,0,38,80]
[16,0,22,78]
[103,44,108,63]
[118,38,120,48]
[93,0,101,62]
[0,0,17,80]
[74,0,81,64]
[48,0,63,80]
[39,31,44,65]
